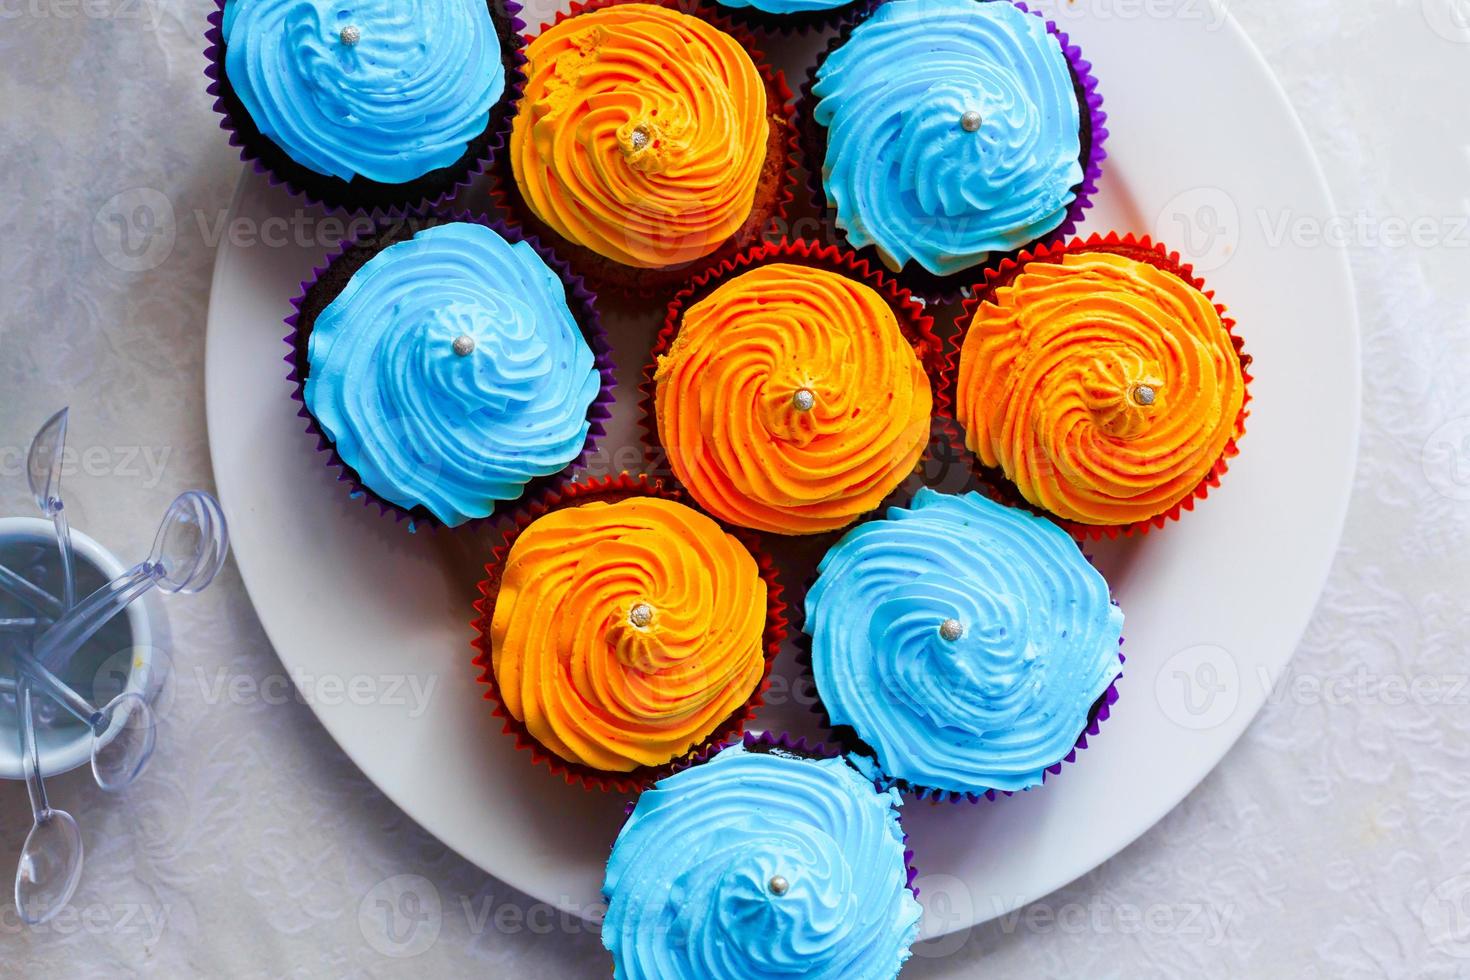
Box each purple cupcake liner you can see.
[796,0,1109,302]
[204,0,529,218]
[622,730,921,899]
[284,210,617,534]
[792,515,1125,805]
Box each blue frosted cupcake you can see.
[603,734,921,980]
[287,216,613,530]
[803,0,1106,297]
[803,489,1124,801]
[206,0,524,214]
[707,0,877,34]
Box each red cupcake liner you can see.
[469,473,789,793]
[796,0,1109,303]
[624,730,921,899]
[792,544,1125,804]
[284,210,616,533]
[490,0,802,301]
[204,0,527,218]
[941,230,1255,540]
[636,238,948,538]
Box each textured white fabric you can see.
[1,0,1467,975]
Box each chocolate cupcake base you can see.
[284,211,615,533]
[797,0,1109,302]
[491,0,802,301]
[941,230,1254,540]
[204,0,528,216]
[469,473,789,793]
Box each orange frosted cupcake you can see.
[951,233,1251,537]
[471,475,786,792]
[647,240,942,536]
[501,0,796,296]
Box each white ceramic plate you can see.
[205,0,1359,937]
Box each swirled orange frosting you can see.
[509,4,770,269]
[490,496,767,771]
[655,263,932,534]
[957,251,1245,526]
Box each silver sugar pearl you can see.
[960,110,983,133]
[629,127,651,151]
[339,24,362,46]
[792,388,815,413]
[629,602,655,629]
[452,334,476,357]
[768,875,789,896]
[1131,383,1157,407]
[939,618,965,642]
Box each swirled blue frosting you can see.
[716,0,854,14]
[303,222,599,527]
[603,743,921,980]
[221,0,504,184]
[807,489,1123,795]
[812,0,1082,277]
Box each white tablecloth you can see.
[2,0,1467,975]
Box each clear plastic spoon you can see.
[15,413,84,925]
[5,645,155,792]
[27,408,75,610]
[34,491,229,672]
[0,562,62,620]
[14,667,84,926]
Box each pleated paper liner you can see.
[469,473,789,794]
[790,503,1125,804]
[489,0,801,301]
[284,210,616,533]
[205,0,527,217]
[940,231,1255,540]
[636,238,950,539]
[796,0,1109,303]
[622,730,921,900]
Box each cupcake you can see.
[804,0,1105,297]
[804,488,1124,801]
[287,216,612,530]
[603,734,922,979]
[207,0,523,214]
[951,233,1251,537]
[645,241,941,536]
[501,0,796,296]
[471,475,786,792]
